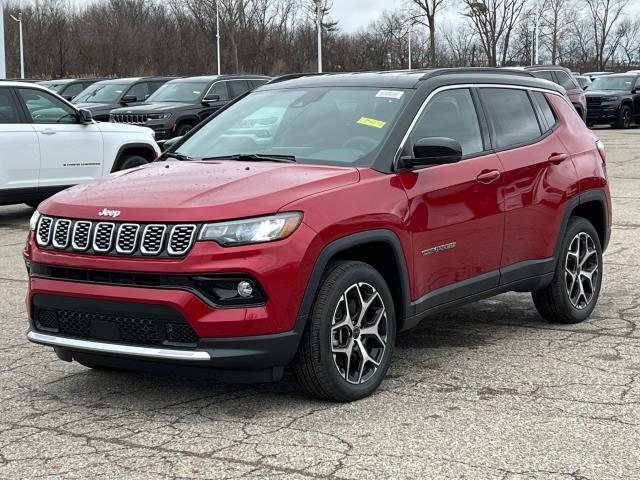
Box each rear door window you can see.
[0,88,22,123]
[556,71,578,90]
[410,88,484,156]
[480,88,542,148]
[531,71,555,83]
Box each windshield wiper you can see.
[202,153,296,163]
[164,151,195,161]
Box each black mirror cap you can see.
[78,109,93,124]
[400,137,463,169]
[121,95,137,104]
[203,94,220,103]
[159,136,183,151]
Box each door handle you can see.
[476,169,501,184]
[548,152,569,164]
[41,129,56,135]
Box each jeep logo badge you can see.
[98,208,121,218]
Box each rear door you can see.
[400,87,505,304]
[479,87,572,278]
[16,87,104,189]
[0,87,40,195]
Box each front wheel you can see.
[118,154,148,171]
[613,105,632,129]
[292,261,396,402]
[532,217,603,324]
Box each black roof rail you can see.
[266,73,327,85]
[422,67,535,79]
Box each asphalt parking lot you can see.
[1,128,639,479]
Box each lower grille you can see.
[35,307,199,347]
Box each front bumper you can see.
[586,104,619,123]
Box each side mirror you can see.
[632,88,638,94]
[78,109,93,124]
[121,95,137,104]
[160,136,183,151]
[400,137,463,169]
[203,94,220,104]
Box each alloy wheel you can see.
[624,110,632,128]
[565,232,599,309]
[331,282,388,385]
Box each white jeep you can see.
[0,81,160,208]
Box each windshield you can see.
[175,87,409,166]
[73,83,127,103]
[148,81,209,102]
[588,76,635,91]
[40,82,66,93]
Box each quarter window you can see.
[409,88,484,157]
[480,88,542,148]
[17,88,79,124]
[0,88,21,123]
[531,92,557,131]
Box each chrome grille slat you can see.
[168,225,197,256]
[141,224,167,255]
[72,221,92,251]
[52,219,71,249]
[37,218,196,257]
[92,223,116,253]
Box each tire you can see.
[292,261,396,402]
[613,105,632,129]
[532,217,603,324]
[117,154,148,171]
[175,123,194,137]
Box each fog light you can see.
[237,281,253,297]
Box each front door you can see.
[17,87,104,189]
[399,88,505,308]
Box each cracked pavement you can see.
[1,128,639,479]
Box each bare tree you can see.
[616,16,640,66]
[584,0,629,70]
[463,0,527,67]
[410,0,447,66]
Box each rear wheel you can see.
[292,261,396,402]
[613,105,632,129]
[532,217,602,324]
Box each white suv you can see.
[0,81,160,208]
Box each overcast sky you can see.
[329,0,640,33]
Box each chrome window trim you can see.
[27,330,211,361]
[394,83,566,169]
[52,219,71,249]
[92,222,116,253]
[167,224,197,256]
[140,224,167,256]
[115,223,141,254]
[71,220,92,251]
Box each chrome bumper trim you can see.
[27,330,211,361]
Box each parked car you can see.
[109,75,270,140]
[583,72,614,81]
[25,68,611,401]
[38,78,105,101]
[525,66,587,120]
[72,76,176,121]
[585,73,640,128]
[0,81,160,207]
[575,75,592,90]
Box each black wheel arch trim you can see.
[112,142,157,172]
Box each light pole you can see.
[315,0,322,73]
[0,2,6,79]
[10,12,23,79]
[408,21,412,70]
[215,0,221,75]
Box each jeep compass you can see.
[25,69,612,402]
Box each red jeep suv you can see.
[25,69,612,402]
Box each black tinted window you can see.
[251,79,269,88]
[531,71,555,82]
[63,83,84,97]
[206,82,229,101]
[480,88,541,148]
[410,89,483,156]
[556,71,578,90]
[532,92,557,130]
[126,82,150,101]
[0,89,21,123]
[229,80,251,98]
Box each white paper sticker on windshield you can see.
[376,90,404,99]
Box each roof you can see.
[525,65,572,74]
[260,68,563,93]
[165,74,270,83]
[0,80,54,90]
[94,76,178,84]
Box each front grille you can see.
[587,97,602,105]
[111,113,149,124]
[36,216,199,257]
[34,307,199,347]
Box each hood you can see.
[111,102,197,114]
[73,102,115,113]
[585,90,629,97]
[41,160,360,222]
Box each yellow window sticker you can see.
[357,117,386,129]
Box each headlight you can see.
[147,113,172,120]
[601,96,619,102]
[29,210,41,231]
[199,212,303,246]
